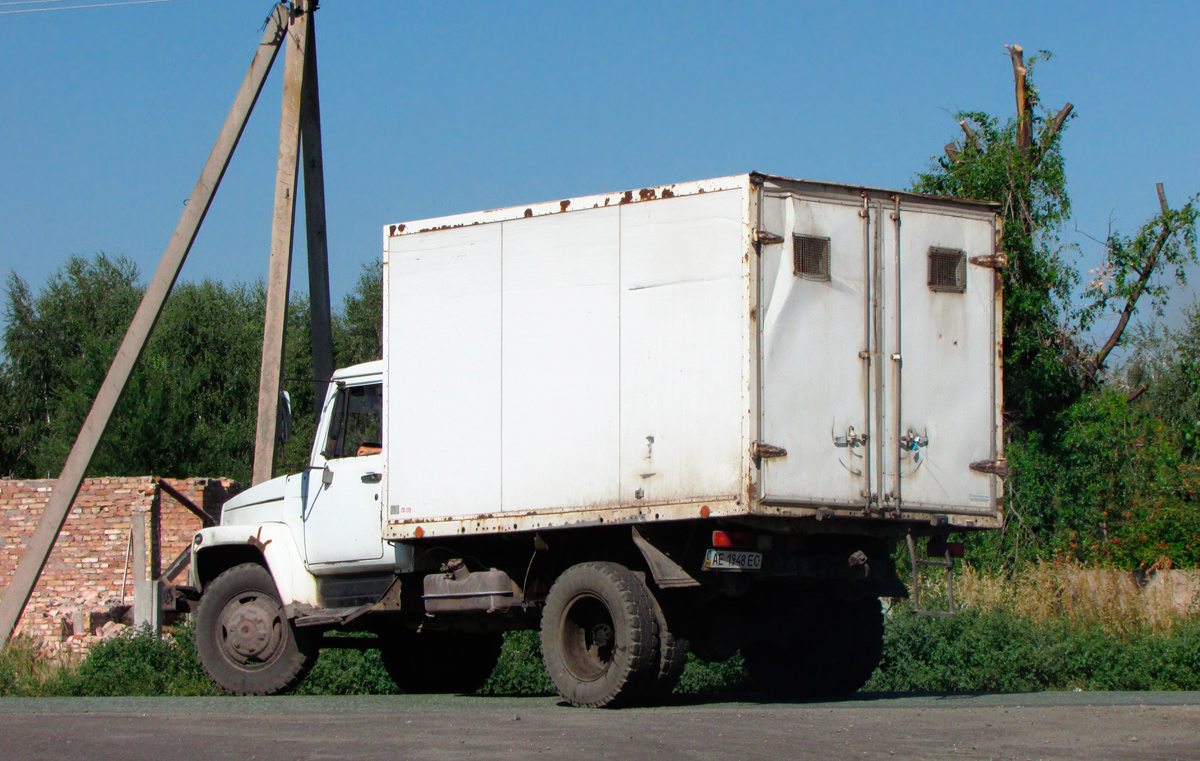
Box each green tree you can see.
[0,254,141,477]
[1125,303,1200,434]
[913,47,1078,429]
[917,46,1199,568]
[0,255,319,484]
[1075,195,1198,382]
[333,261,383,367]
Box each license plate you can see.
[703,549,763,571]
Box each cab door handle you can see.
[361,472,382,484]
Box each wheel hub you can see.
[560,594,615,682]
[591,623,613,650]
[220,593,283,664]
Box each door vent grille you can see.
[928,248,967,293]
[793,235,831,281]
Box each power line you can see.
[0,0,184,15]
[0,0,90,6]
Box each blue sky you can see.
[1,0,1197,341]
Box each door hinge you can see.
[754,230,785,247]
[969,253,1008,269]
[751,441,788,466]
[969,459,1010,477]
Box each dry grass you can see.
[949,564,1200,635]
[0,635,76,696]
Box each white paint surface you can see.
[377,175,1003,536]
[501,208,621,512]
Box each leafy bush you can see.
[965,389,1200,570]
[868,609,1200,692]
[66,623,217,697]
[295,636,398,696]
[675,652,751,695]
[478,630,553,696]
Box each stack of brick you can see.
[0,476,238,654]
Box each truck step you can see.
[905,533,958,616]
[293,604,371,628]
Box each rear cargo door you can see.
[877,201,1000,515]
[757,192,873,507]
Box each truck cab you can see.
[191,361,410,609]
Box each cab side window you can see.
[323,383,383,459]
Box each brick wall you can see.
[0,476,238,654]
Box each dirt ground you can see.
[2,692,1199,761]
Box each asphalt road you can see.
[2,692,1199,761]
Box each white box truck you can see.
[187,173,1005,706]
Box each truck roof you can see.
[384,172,1000,238]
[332,360,381,380]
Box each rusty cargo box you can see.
[381,173,1004,540]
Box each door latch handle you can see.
[899,430,928,451]
[834,426,868,448]
[361,472,382,484]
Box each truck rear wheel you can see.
[380,630,503,694]
[743,595,884,699]
[194,562,317,695]
[540,562,659,708]
[644,592,689,700]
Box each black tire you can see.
[380,630,503,694]
[540,562,659,708]
[194,563,317,695]
[644,591,689,700]
[744,595,884,699]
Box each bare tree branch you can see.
[1006,44,1031,153]
[1073,220,1113,251]
[1086,183,1176,379]
[959,119,982,152]
[1034,102,1073,168]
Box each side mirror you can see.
[321,466,334,486]
[276,390,292,445]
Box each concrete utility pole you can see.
[0,0,334,644]
[252,1,310,486]
[301,11,335,418]
[253,0,335,485]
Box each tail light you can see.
[712,530,753,548]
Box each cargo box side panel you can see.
[501,207,621,512]
[619,189,748,505]
[386,225,502,521]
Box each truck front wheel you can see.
[540,562,659,708]
[194,562,317,695]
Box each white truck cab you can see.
[192,361,411,610]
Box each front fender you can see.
[191,523,320,613]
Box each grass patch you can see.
[952,563,1199,635]
[0,635,75,697]
[868,608,1200,692]
[5,571,1199,698]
